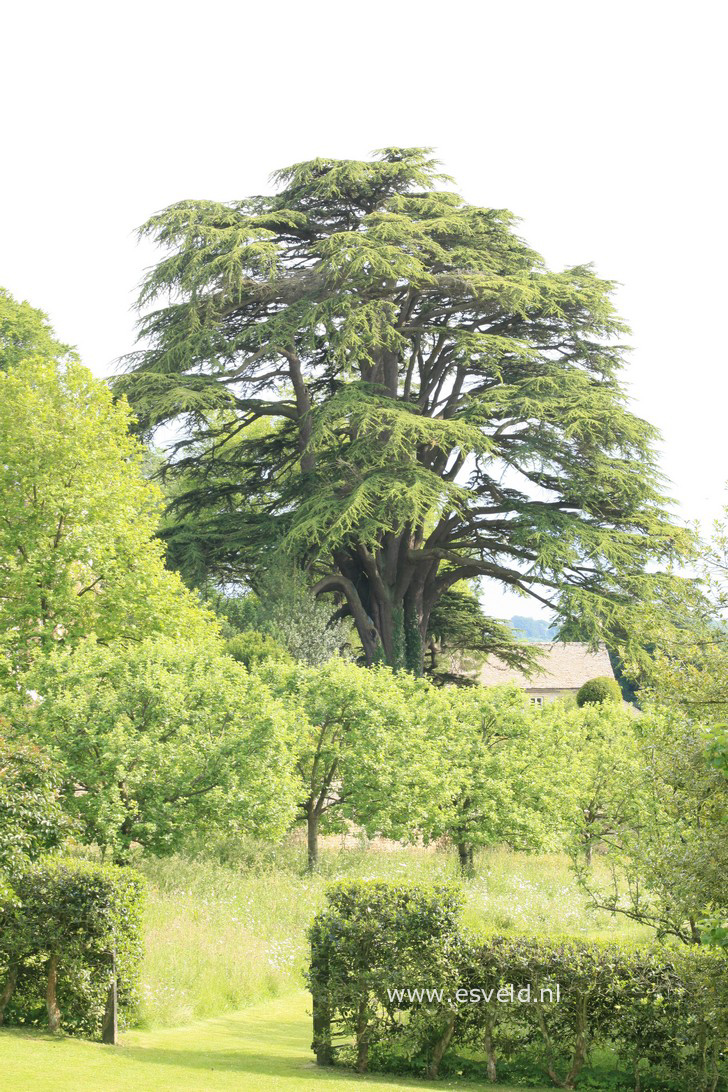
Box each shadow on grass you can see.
[117,1045,527,1090]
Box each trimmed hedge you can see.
[0,857,144,1037]
[308,880,464,1073]
[309,881,728,1090]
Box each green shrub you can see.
[309,881,728,1090]
[0,857,144,1037]
[224,629,292,670]
[457,938,727,1091]
[576,675,622,707]
[0,731,70,874]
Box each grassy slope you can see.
[0,992,547,1091]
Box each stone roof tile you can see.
[478,642,614,690]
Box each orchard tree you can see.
[572,710,728,944]
[556,703,644,866]
[639,504,728,718]
[436,687,570,872]
[116,149,687,672]
[3,637,298,861]
[0,290,213,674]
[259,658,456,869]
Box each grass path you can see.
[0,991,544,1091]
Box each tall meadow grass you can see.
[134,839,650,1028]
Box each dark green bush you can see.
[0,856,144,1036]
[576,676,622,707]
[309,881,728,1090]
[307,879,464,1074]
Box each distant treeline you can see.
[509,616,558,642]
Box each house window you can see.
[529,696,544,707]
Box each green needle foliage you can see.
[116,149,689,671]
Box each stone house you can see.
[477,642,617,705]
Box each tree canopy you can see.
[0,732,69,875]
[641,505,728,718]
[571,709,728,945]
[4,636,299,861]
[115,149,687,672]
[0,289,214,673]
[258,658,458,869]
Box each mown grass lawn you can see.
[0,991,545,1092]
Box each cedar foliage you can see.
[116,149,687,670]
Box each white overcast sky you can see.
[2,0,726,618]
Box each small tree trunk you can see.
[564,996,588,1089]
[535,997,569,1088]
[427,1009,457,1079]
[355,996,369,1073]
[707,1035,720,1092]
[46,953,61,1033]
[307,808,320,872]
[484,1013,497,1082]
[0,963,19,1025]
[457,842,474,875]
[101,951,117,1045]
[312,990,333,1066]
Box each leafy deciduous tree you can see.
[0,731,69,877]
[0,290,214,675]
[637,505,728,718]
[434,686,566,871]
[572,711,728,945]
[3,637,299,861]
[204,566,356,666]
[554,703,644,866]
[259,658,457,869]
